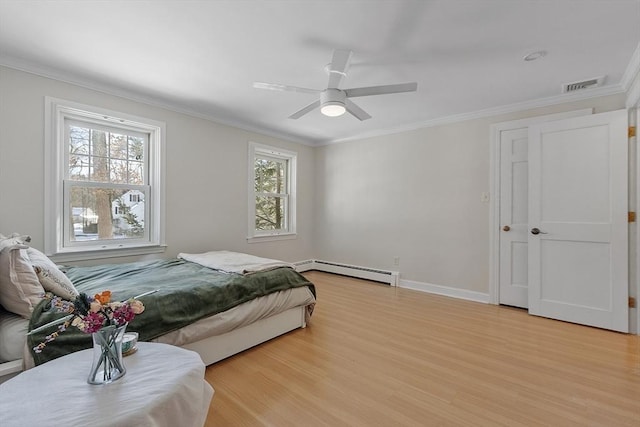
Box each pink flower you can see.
[82,312,107,333]
[112,304,135,325]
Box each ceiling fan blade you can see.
[288,100,321,119]
[253,82,319,95]
[327,49,352,89]
[345,82,418,98]
[345,99,371,121]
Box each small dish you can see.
[122,332,138,355]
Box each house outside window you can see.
[248,142,297,242]
[45,97,165,260]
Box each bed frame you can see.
[182,304,307,365]
[0,305,307,384]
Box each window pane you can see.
[255,195,285,231]
[129,161,144,185]
[128,136,144,161]
[68,124,147,185]
[110,159,128,183]
[254,157,286,193]
[69,186,145,241]
[69,154,90,180]
[69,126,90,155]
[109,133,128,159]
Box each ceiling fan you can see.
[253,50,418,121]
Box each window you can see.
[248,142,296,242]
[45,98,165,260]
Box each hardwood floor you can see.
[204,271,640,426]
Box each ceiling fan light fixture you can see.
[254,50,417,121]
[320,101,346,117]
[320,88,347,117]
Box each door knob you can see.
[531,227,548,235]
[502,225,511,231]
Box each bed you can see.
[0,241,316,384]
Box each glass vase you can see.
[87,324,127,385]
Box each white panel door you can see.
[528,110,628,332]
[499,128,529,308]
[496,110,592,308]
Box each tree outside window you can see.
[248,143,296,241]
[67,123,147,242]
[45,97,165,259]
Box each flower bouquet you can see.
[30,289,152,384]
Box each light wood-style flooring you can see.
[204,271,640,426]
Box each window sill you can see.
[48,244,167,263]
[247,233,297,244]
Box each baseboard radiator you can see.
[294,259,399,286]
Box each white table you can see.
[0,342,214,427]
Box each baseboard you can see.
[293,259,315,272]
[296,259,489,303]
[294,259,399,286]
[399,279,490,304]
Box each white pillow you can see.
[0,233,31,252]
[0,245,45,319]
[27,247,78,300]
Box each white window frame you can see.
[44,97,166,261]
[248,142,297,243]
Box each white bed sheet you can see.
[178,250,295,274]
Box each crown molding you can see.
[623,42,640,108]
[621,41,640,91]
[0,56,317,147]
[321,84,626,145]
[1,53,632,148]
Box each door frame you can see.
[488,109,593,305]
[634,107,639,334]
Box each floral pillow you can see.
[0,234,45,319]
[27,247,78,301]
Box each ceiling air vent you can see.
[563,76,605,93]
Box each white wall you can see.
[0,66,315,264]
[0,64,630,298]
[314,94,627,294]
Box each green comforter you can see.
[28,259,315,365]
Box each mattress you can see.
[0,310,28,363]
[153,285,314,346]
[1,286,314,367]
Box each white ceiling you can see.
[1,0,639,145]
